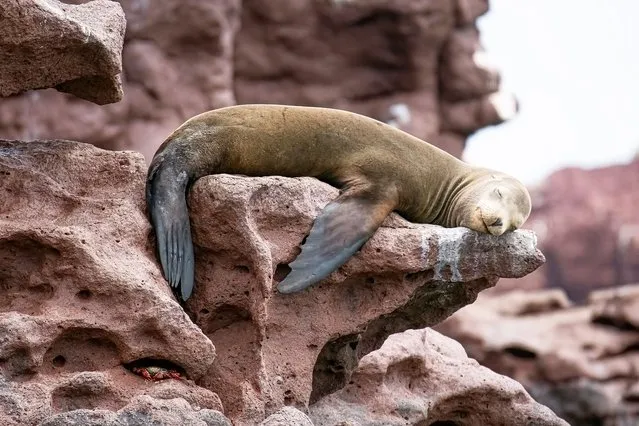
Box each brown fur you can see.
[147,104,531,300]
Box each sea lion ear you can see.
[277,188,396,294]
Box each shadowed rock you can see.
[185,170,544,422]
[0,0,126,105]
[309,328,569,425]
[436,286,639,425]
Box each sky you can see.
[463,0,639,186]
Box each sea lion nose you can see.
[490,218,503,227]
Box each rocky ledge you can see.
[0,140,559,425]
[436,286,639,425]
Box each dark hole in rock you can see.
[274,264,292,282]
[366,277,375,284]
[52,355,66,367]
[76,289,92,300]
[310,333,361,404]
[618,341,639,356]
[200,308,210,315]
[503,346,538,359]
[234,265,250,273]
[623,392,639,402]
[123,357,186,378]
[591,314,638,331]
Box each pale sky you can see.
[463,0,639,186]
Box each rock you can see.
[497,158,639,301]
[38,395,232,426]
[454,0,489,26]
[0,0,512,162]
[0,0,126,105]
[0,0,240,158]
[435,286,639,425]
[185,171,544,422]
[260,407,313,426]
[0,139,545,424]
[0,140,218,426]
[308,328,568,425]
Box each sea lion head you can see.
[457,171,532,236]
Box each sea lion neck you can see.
[439,167,488,228]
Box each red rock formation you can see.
[0,0,513,161]
[436,287,639,425]
[185,171,544,422]
[498,159,639,301]
[309,328,568,425]
[0,0,126,104]
[0,139,547,424]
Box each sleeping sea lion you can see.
[146,104,531,301]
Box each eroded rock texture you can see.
[498,158,639,301]
[186,173,544,422]
[0,0,511,160]
[309,328,568,425]
[0,0,126,105]
[0,140,547,424]
[0,140,222,425]
[436,287,639,425]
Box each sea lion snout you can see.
[480,209,507,236]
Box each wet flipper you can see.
[277,188,396,294]
[147,162,195,302]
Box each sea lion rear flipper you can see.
[277,188,396,294]
[147,161,195,302]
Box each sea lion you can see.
[146,104,531,301]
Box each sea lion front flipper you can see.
[277,187,396,294]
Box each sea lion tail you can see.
[146,155,195,302]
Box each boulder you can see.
[0,0,126,104]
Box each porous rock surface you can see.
[497,158,639,301]
[0,0,512,160]
[0,140,222,425]
[0,0,126,105]
[436,286,639,425]
[309,328,569,425]
[0,139,547,424]
[186,172,544,422]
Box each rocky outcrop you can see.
[0,0,512,161]
[0,140,222,425]
[185,172,544,422]
[0,140,547,424]
[309,328,568,425]
[436,287,639,425]
[0,0,126,105]
[498,158,639,301]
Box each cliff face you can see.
[0,0,513,162]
